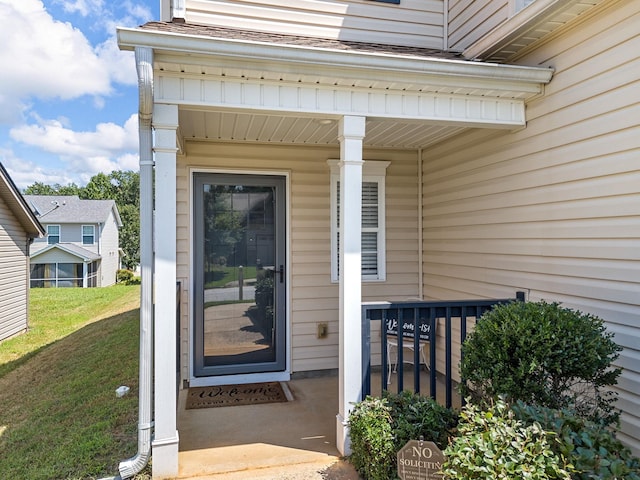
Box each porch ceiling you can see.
[177,109,467,149]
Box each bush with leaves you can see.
[348,391,458,480]
[512,401,640,480]
[348,396,395,480]
[116,269,140,285]
[386,390,458,451]
[443,398,573,480]
[460,300,622,425]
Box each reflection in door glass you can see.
[202,184,277,367]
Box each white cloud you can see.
[0,0,143,124]
[95,38,138,86]
[7,113,139,186]
[0,0,151,188]
[55,0,105,17]
[0,150,79,189]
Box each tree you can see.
[118,204,140,269]
[82,172,116,201]
[24,182,57,195]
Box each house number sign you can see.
[397,440,445,480]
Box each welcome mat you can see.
[186,381,292,409]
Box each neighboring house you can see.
[24,195,123,288]
[117,0,639,477]
[0,163,44,342]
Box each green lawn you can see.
[204,265,257,288]
[0,285,150,479]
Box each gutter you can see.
[116,26,554,90]
[118,45,154,479]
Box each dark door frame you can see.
[192,172,288,381]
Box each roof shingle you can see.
[139,21,464,61]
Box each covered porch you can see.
[117,22,553,479]
[176,370,455,479]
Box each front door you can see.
[193,173,286,377]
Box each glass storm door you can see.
[193,173,286,377]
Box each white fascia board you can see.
[117,27,554,93]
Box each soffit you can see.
[464,0,606,62]
[178,110,467,149]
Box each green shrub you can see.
[348,396,395,480]
[116,269,140,285]
[512,402,640,480]
[348,392,458,480]
[460,300,622,425]
[387,390,458,451]
[442,398,573,480]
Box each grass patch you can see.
[204,265,257,288]
[0,286,139,378]
[0,286,147,479]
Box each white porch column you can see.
[336,115,366,456]
[152,103,179,478]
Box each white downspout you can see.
[119,45,154,479]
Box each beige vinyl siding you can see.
[422,1,640,454]
[448,0,508,51]
[177,142,419,379]
[0,195,30,342]
[184,0,445,49]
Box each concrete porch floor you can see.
[176,369,456,479]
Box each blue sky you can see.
[0,0,159,189]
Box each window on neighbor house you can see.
[329,160,390,282]
[30,262,83,288]
[87,261,98,287]
[82,225,95,245]
[47,225,60,245]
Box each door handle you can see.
[279,265,284,283]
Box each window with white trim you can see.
[328,160,390,282]
[47,225,60,245]
[82,225,95,245]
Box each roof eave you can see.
[0,165,45,237]
[31,244,100,262]
[463,0,606,62]
[117,26,554,95]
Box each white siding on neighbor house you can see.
[31,224,100,255]
[422,1,640,454]
[447,0,508,51]
[176,142,420,380]
[183,0,445,49]
[98,212,120,287]
[31,248,88,264]
[0,195,30,342]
